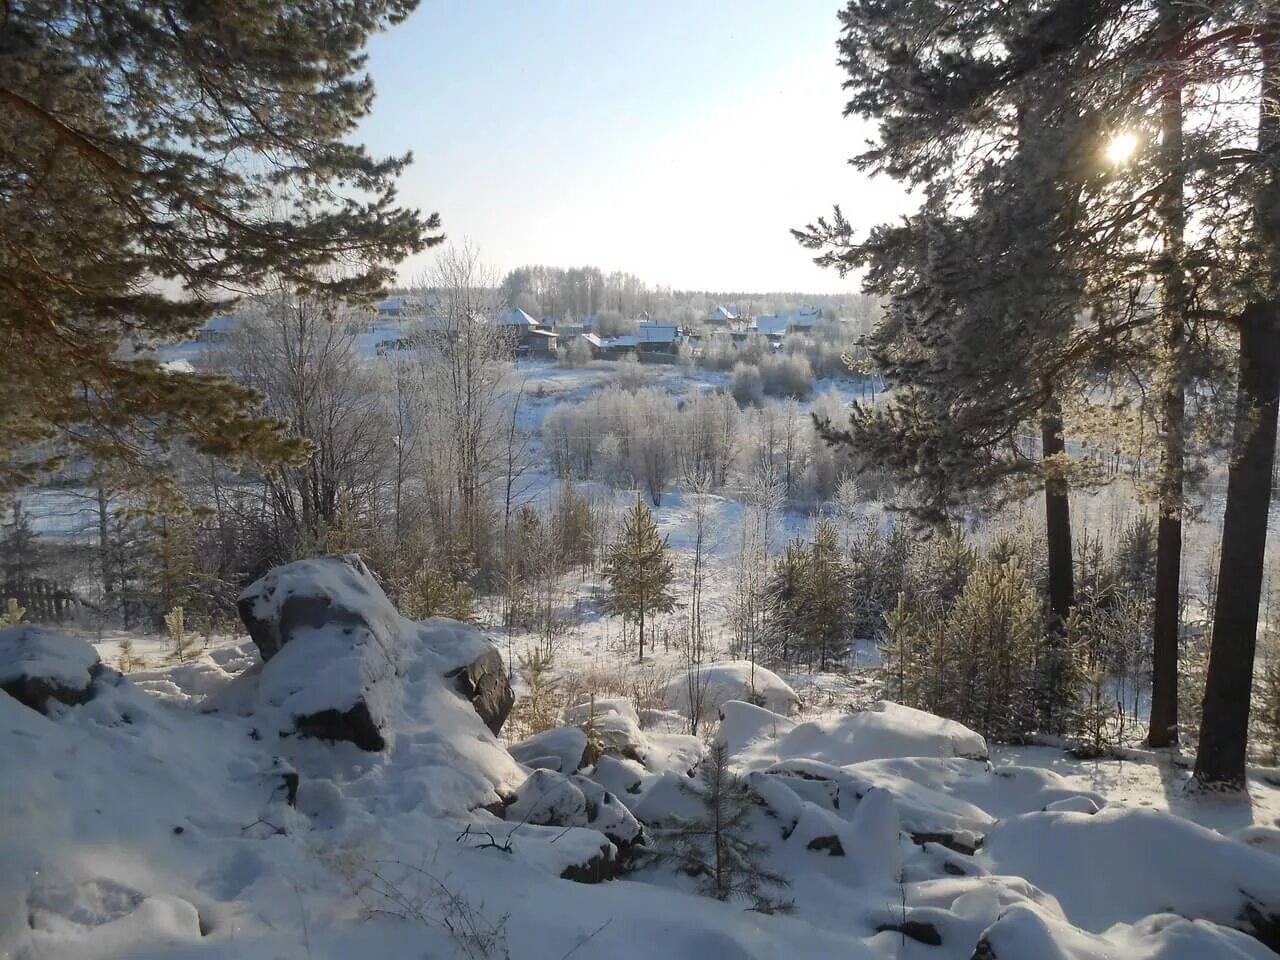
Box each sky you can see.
[358,0,910,294]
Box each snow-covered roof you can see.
[754,316,789,337]
[706,305,739,322]
[581,333,603,348]
[755,307,823,334]
[529,328,558,339]
[376,296,424,315]
[603,335,639,349]
[496,307,539,328]
[637,323,678,344]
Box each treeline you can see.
[498,263,880,331]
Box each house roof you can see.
[706,305,739,321]
[637,323,678,343]
[529,328,558,339]
[754,316,789,336]
[496,307,538,327]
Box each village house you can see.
[497,307,558,358]
[703,304,740,328]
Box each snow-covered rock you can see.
[1236,825,1280,859]
[504,769,641,848]
[563,696,703,775]
[1045,795,1101,814]
[844,787,903,887]
[564,696,639,727]
[629,771,708,825]
[509,726,589,773]
[717,699,796,765]
[660,660,798,723]
[586,754,647,798]
[0,626,104,713]
[973,902,1275,960]
[980,805,1280,942]
[238,555,514,743]
[774,700,988,768]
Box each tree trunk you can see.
[1041,397,1074,623]
[1149,8,1187,748]
[638,600,646,663]
[1195,25,1280,789]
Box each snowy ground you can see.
[8,592,1280,960]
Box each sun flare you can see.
[1106,132,1139,165]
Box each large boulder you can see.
[562,697,703,775]
[979,805,1280,946]
[775,701,989,767]
[504,768,641,848]
[660,660,798,724]
[0,626,103,713]
[237,555,514,746]
[509,727,589,773]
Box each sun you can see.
[1106,132,1139,165]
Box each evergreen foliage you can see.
[645,742,789,912]
[602,499,675,662]
[0,0,438,491]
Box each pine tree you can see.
[803,0,1278,781]
[646,742,789,912]
[0,502,44,593]
[0,0,439,492]
[764,538,809,665]
[141,510,197,628]
[799,519,854,672]
[165,605,196,664]
[399,565,475,623]
[603,499,675,663]
[1196,18,1280,788]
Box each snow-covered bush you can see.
[731,362,763,406]
[758,353,813,399]
[615,354,652,390]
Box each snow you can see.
[509,726,589,772]
[660,660,799,723]
[769,700,989,769]
[0,625,100,691]
[979,805,1280,934]
[8,598,1280,960]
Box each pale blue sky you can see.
[359,0,908,293]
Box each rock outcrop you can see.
[0,626,104,713]
[237,555,514,748]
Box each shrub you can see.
[758,354,813,399]
[731,362,763,406]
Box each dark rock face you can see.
[238,592,367,664]
[806,834,845,856]
[293,704,385,752]
[1,670,98,713]
[559,843,619,884]
[445,645,514,736]
[875,921,941,947]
